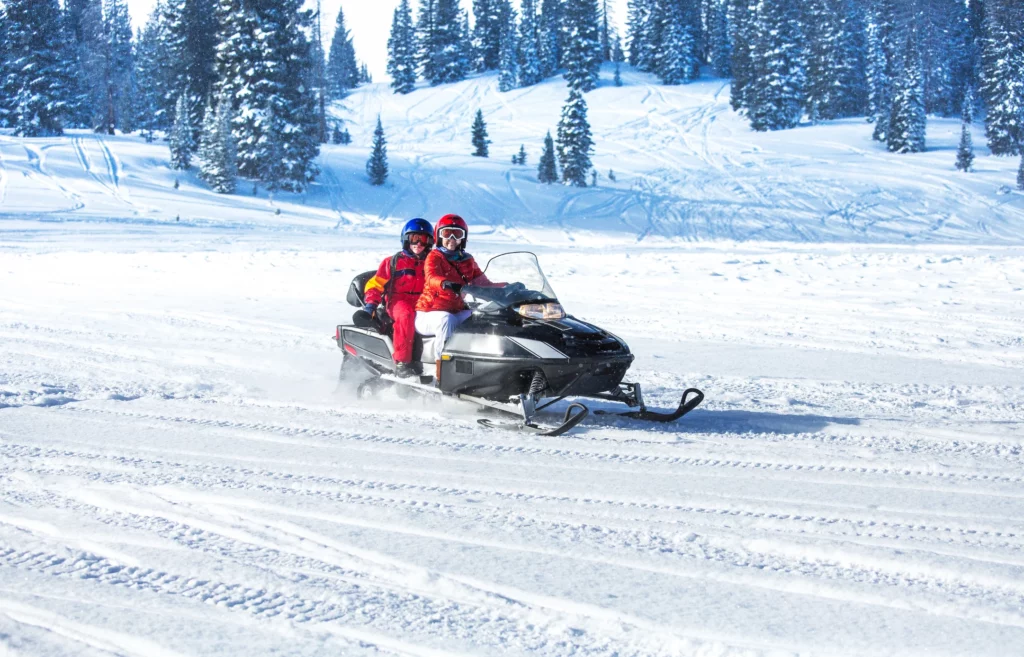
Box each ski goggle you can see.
[438,227,466,240]
[407,233,431,245]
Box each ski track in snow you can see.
[3,69,1024,656]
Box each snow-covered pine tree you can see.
[611,34,625,63]
[1018,152,1024,190]
[887,18,927,154]
[705,0,731,77]
[956,88,975,172]
[75,0,108,131]
[3,0,75,135]
[198,91,237,193]
[133,9,166,138]
[161,0,218,136]
[498,6,519,91]
[561,0,602,92]
[388,0,418,94]
[0,6,11,125]
[341,128,352,144]
[921,0,971,118]
[104,0,135,134]
[746,0,805,132]
[866,0,896,141]
[980,0,1024,156]
[367,115,388,185]
[726,0,755,113]
[417,0,438,81]
[169,95,193,168]
[331,124,343,144]
[626,0,649,67]
[657,1,698,85]
[217,0,321,191]
[614,60,622,86]
[327,5,360,99]
[600,0,611,62]
[472,0,503,71]
[472,109,490,156]
[518,0,543,86]
[556,87,594,186]
[804,0,860,123]
[538,0,562,77]
[537,130,558,183]
[517,144,528,165]
[426,0,469,84]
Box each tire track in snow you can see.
[21,144,85,212]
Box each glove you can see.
[362,302,377,315]
[441,281,463,294]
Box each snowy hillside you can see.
[3,67,1024,244]
[2,70,1024,657]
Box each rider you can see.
[362,218,434,378]
[415,214,491,380]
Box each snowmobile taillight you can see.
[344,344,358,356]
[517,303,566,320]
[335,326,341,341]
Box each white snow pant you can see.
[415,309,472,362]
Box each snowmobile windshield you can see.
[463,252,560,315]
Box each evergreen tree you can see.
[0,6,11,126]
[707,0,731,77]
[498,7,519,91]
[517,144,528,165]
[327,4,360,99]
[104,0,135,134]
[473,0,506,71]
[366,116,388,185]
[161,0,218,135]
[866,0,896,141]
[341,127,352,145]
[888,20,927,154]
[537,130,559,183]
[169,94,193,169]
[956,89,975,172]
[657,1,698,85]
[539,0,562,77]
[332,124,343,144]
[921,0,971,118]
[746,0,805,132]
[561,0,602,92]
[518,0,543,87]
[556,87,594,186]
[611,34,625,63]
[424,0,469,84]
[472,109,490,156]
[388,0,418,94]
[980,0,1024,156]
[727,0,755,113]
[3,0,75,135]
[600,0,612,61]
[614,60,622,86]
[133,13,165,138]
[626,0,649,67]
[1018,152,1024,191]
[416,0,438,81]
[198,91,237,193]
[216,0,321,191]
[76,0,108,131]
[804,0,863,122]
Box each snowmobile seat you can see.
[347,270,376,308]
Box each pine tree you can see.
[3,0,75,135]
[866,0,896,142]
[1018,152,1024,190]
[518,0,543,86]
[341,128,352,145]
[804,0,862,122]
[425,0,469,84]
[614,61,622,86]
[198,91,237,193]
[498,7,519,91]
[161,0,218,137]
[956,90,975,172]
[169,95,193,169]
[104,0,135,133]
[417,0,438,81]
[626,0,649,67]
[888,20,927,154]
[388,0,418,94]
[332,124,343,144]
[600,0,612,61]
[980,0,1024,156]
[367,115,389,185]
[473,0,505,71]
[556,88,594,186]
[707,0,731,77]
[539,0,562,78]
[327,5,360,99]
[746,0,805,132]
[517,144,527,164]
[727,0,755,113]
[657,1,698,85]
[472,109,490,157]
[561,0,602,92]
[537,130,559,183]
[76,0,108,131]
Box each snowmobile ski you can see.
[478,403,589,437]
[595,388,704,422]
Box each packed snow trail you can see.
[2,230,1023,656]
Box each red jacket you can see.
[364,251,428,308]
[416,249,490,313]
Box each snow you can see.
[2,70,1024,656]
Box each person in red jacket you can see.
[362,218,433,377]
[415,214,491,372]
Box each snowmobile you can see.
[335,251,704,436]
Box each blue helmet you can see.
[401,218,434,250]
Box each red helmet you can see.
[435,213,469,248]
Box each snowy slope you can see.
[2,70,1024,657]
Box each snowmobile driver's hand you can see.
[363,302,377,316]
[441,281,463,294]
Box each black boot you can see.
[395,362,418,378]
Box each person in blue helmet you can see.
[361,218,434,377]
